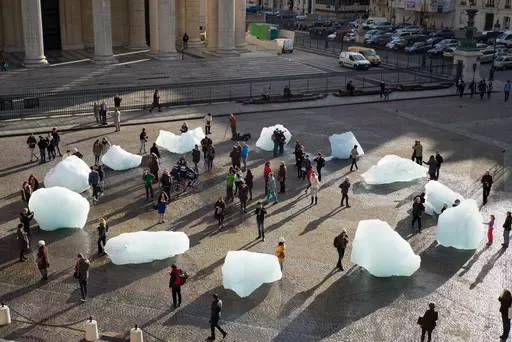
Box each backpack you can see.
[333,236,340,248]
[174,268,188,286]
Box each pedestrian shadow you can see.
[299,206,347,236]
[352,179,424,196]
[469,248,506,290]
[0,160,39,179]
[458,245,491,277]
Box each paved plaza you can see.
[0,95,511,341]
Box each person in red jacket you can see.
[263,161,272,191]
[229,114,237,140]
[305,168,315,193]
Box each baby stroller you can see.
[235,133,251,141]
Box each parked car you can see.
[426,37,445,46]
[494,55,512,69]
[296,14,308,20]
[386,39,407,50]
[328,32,337,40]
[393,23,413,30]
[442,47,457,58]
[405,34,428,44]
[427,42,458,56]
[277,11,296,18]
[477,48,496,63]
[476,30,504,44]
[369,33,392,45]
[348,46,381,66]
[476,43,489,49]
[343,33,356,42]
[374,21,393,31]
[391,32,413,40]
[496,31,512,47]
[339,51,371,70]
[404,41,431,53]
[431,29,455,38]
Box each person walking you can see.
[478,79,487,99]
[350,145,359,171]
[484,214,495,246]
[93,102,100,123]
[418,303,438,342]
[435,150,443,180]
[182,33,189,50]
[229,146,241,169]
[114,94,122,109]
[19,208,34,236]
[97,165,105,196]
[93,139,102,165]
[240,142,249,172]
[499,290,512,340]
[340,177,351,207]
[142,169,155,200]
[51,128,62,156]
[37,136,47,163]
[75,253,90,302]
[16,223,29,262]
[97,218,108,255]
[160,169,172,200]
[255,202,267,241]
[266,172,278,204]
[277,161,286,193]
[204,113,212,135]
[488,80,493,99]
[140,128,148,154]
[333,229,349,270]
[503,211,512,248]
[229,114,237,140]
[423,155,438,180]
[88,166,100,203]
[149,90,161,112]
[21,182,32,204]
[310,172,320,205]
[149,153,159,183]
[412,141,423,165]
[208,294,227,340]
[111,108,121,132]
[26,133,38,162]
[245,169,254,200]
[233,167,243,196]
[206,145,215,172]
[214,196,226,228]
[505,80,511,101]
[380,80,385,98]
[169,264,184,308]
[36,240,49,281]
[264,161,272,191]
[302,154,312,182]
[314,152,326,182]
[469,80,476,98]
[46,133,56,161]
[296,146,305,178]
[226,168,235,203]
[275,237,286,271]
[238,182,248,213]
[482,170,493,205]
[201,135,213,161]
[412,197,425,233]
[192,144,201,173]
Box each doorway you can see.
[484,13,494,31]
[41,0,61,50]
[145,0,150,46]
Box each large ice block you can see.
[28,187,90,231]
[104,231,190,265]
[101,145,142,171]
[44,156,91,193]
[329,132,365,159]
[255,124,292,151]
[436,199,483,250]
[424,181,464,215]
[351,219,421,277]
[155,128,205,154]
[361,155,428,185]
[222,251,282,297]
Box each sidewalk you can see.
[0,86,458,138]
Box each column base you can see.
[152,52,179,60]
[204,49,218,56]
[217,48,239,57]
[188,38,203,48]
[93,54,118,64]
[236,44,250,53]
[128,42,149,50]
[22,57,49,68]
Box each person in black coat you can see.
[229,146,241,169]
[19,208,34,237]
[313,152,326,182]
[97,218,108,255]
[160,169,172,200]
[435,150,443,180]
[245,169,254,200]
[503,211,512,248]
[16,223,29,262]
[238,182,248,213]
[37,136,48,163]
[51,128,62,156]
[208,294,227,340]
[296,147,305,178]
[214,196,226,228]
[412,197,425,233]
[481,170,493,205]
[418,303,438,342]
[150,143,161,160]
[499,290,512,339]
[255,202,267,241]
[192,144,201,173]
[423,155,438,180]
[169,264,183,308]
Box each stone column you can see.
[2,0,24,52]
[185,0,201,47]
[129,0,148,49]
[157,0,177,59]
[21,0,48,67]
[217,0,237,55]
[206,0,218,53]
[234,0,247,52]
[81,0,94,48]
[92,0,117,63]
[149,0,159,53]
[176,0,185,47]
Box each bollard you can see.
[0,302,11,325]
[84,316,99,341]
[130,324,144,342]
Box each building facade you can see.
[315,0,370,16]
[455,0,512,31]
[0,0,247,67]
[389,0,455,27]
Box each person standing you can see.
[101,137,111,156]
[277,161,286,193]
[201,135,213,161]
[226,168,235,203]
[149,153,159,183]
[275,237,286,271]
[208,294,227,340]
[238,182,249,213]
[340,177,351,207]
[206,145,215,172]
[111,108,121,132]
[19,208,34,237]
[75,253,90,302]
[469,80,476,98]
[418,303,438,342]
[88,166,100,203]
[149,90,161,112]
[37,136,47,163]
[100,101,108,124]
[93,139,102,165]
[204,113,212,135]
[169,264,183,308]
[37,240,49,281]
[255,202,267,241]
[485,214,495,246]
[50,128,62,156]
[97,218,108,255]
[16,223,29,262]
[293,140,301,165]
[46,133,56,161]
[229,146,241,169]
[229,114,237,140]
[304,167,315,193]
[140,128,148,154]
[503,211,512,248]
[20,183,32,204]
[266,172,278,204]
[142,169,155,200]
[296,146,305,178]
[28,175,39,192]
[114,94,122,109]
[505,80,511,101]
[93,102,100,123]
[412,197,425,233]
[499,290,512,340]
[183,33,189,50]
[423,155,438,180]
[350,145,359,171]
[192,144,201,173]
[302,154,312,182]
[412,141,423,165]
[488,80,493,99]
[310,172,320,205]
[245,169,254,200]
[26,133,38,162]
[482,170,493,205]
[478,79,487,99]
[333,229,349,270]
[435,150,443,180]
[313,152,326,182]
[97,164,105,196]
[214,196,226,228]
[264,161,272,191]
[240,142,249,172]
[160,169,172,199]
[380,80,385,98]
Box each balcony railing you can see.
[485,2,495,6]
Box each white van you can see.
[362,17,388,30]
[276,38,294,53]
[339,51,371,70]
[496,31,512,47]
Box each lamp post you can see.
[490,20,501,81]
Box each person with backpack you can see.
[418,303,438,342]
[333,229,349,270]
[435,151,443,180]
[97,218,108,255]
[255,202,267,241]
[169,264,186,308]
[313,152,326,182]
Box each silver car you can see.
[494,55,512,69]
[477,49,496,63]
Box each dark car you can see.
[386,39,407,50]
[431,29,455,38]
[277,11,297,18]
[426,37,445,46]
[427,42,459,56]
[404,41,431,53]
[393,23,413,30]
[372,33,393,45]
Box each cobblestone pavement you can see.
[0,95,511,341]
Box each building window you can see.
[486,0,495,6]
[460,12,466,25]
[506,0,512,8]
[505,16,511,29]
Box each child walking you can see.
[484,214,495,246]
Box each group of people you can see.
[456,78,495,100]
[26,129,62,163]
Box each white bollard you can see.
[130,325,144,342]
[84,317,99,341]
[0,303,11,325]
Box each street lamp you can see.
[490,20,501,81]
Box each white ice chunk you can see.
[424,180,464,215]
[255,124,292,151]
[105,231,190,265]
[361,155,428,185]
[44,156,91,193]
[351,219,421,277]
[28,187,90,231]
[436,199,483,250]
[155,128,205,154]
[329,132,365,159]
[101,145,142,171]
[222,251,282,297]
